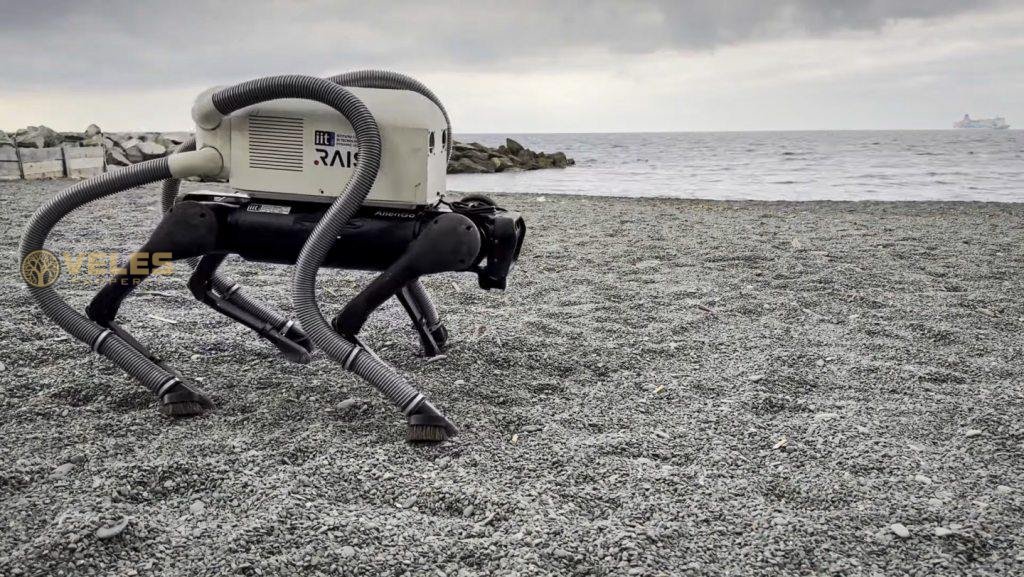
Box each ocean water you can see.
[447,131,1024,202]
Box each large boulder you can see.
[0,131,13,148]
[549,151,573,168]
[84,124,102,137]
[452,141,476,154]
[105,132,132,145]
[137,140,167,159]
[462,149,491,164]
[448,157,494,174]
[515,149,538,169]
[122,139,166,163]
[15,125,61,148]
[161,132,193,146]
[105,146,131,167]
[120,138,144,163]
[505,138,524,156]
[490,156,515,172]
[81,134,105,147]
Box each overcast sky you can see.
[1,0,1021,133]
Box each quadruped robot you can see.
[19,71,525,442]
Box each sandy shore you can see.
[1,179,1023,576]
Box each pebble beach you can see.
[1,179,1023,575]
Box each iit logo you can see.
[314,130,335,147]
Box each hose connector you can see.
[191,86,224,130]
[167,147,224,179]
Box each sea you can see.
[447,130,1024,202]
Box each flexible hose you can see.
[328,71,449,331]
[19,159,183,393]
[211,74,428,413]
[328,70,453,160]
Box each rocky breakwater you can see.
[1,126,574,175]
[448,138,574,173]
[1,124,192,168]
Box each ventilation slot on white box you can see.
[248,116,304,172]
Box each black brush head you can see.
[159,401,206,418]
[407,424,449,443]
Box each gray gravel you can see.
[2,179,1024,576]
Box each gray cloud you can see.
[0,0,1006,90]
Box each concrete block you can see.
[0,147,20,180]
[63,146,105,178]
[20,147,65,179]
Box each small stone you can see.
[815,359,825,367]
[189,501,206,515]
[399,495,418,509]
[934,527,953,537]
[50,463,75,478]
[965,429,983,438]
[454,379,466,386]
[814,412,839,421]
[463,505,474,517]
[96,517,129,540]
[890,523,910,538]
[749,374,765,382]
[68,454,87,465]
[653,430,670,440]
[914,474,932,485]
[995,485,1014,495]
[927,498,944,507]
[340,546,356,558]
[336,398,362,411]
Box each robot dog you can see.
[19,71,525,442]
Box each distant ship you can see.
[954,114,1009,129]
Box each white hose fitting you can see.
[191,86,224,130]
[167,147,224,179]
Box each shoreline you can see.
[449,187,1024,206]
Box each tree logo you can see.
[21,249,62,288]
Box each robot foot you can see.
[158,380,214,418]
